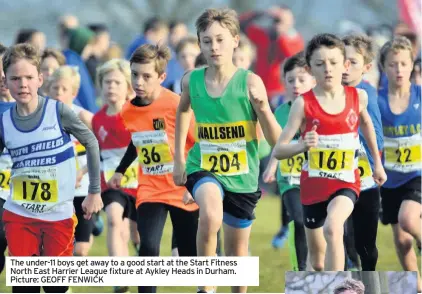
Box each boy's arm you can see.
[78,110,94,131]
[59,103,101,195]
[247,73,281,146]
[174,71,193,186]
[357,89,387,185]
[365,85,384,151]
[272,97,307,160]
[115,140,138,174]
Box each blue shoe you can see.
[271,226,289,249]
[346,256,359,271]
[92,213,104,237]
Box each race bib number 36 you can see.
[200,141,248,176]
[132,131,174,176]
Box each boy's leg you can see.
[136,202,168,293]
[194,182,223,293]
[3,210,42,293]
[40,214,77,293]
[352,187,380,270]
[171,230,179,256]
[101,190,129,256]
[392,224,421,291]
[302,202,328,271]
[127,195,140,252]
[343,216,359,270]
[381,178,422,291]
[283,188,307,271]
[323,192,355,271]
[223,219,252,293]
[169,207,199,256]
[73,197,94,256]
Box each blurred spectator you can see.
[39,48,66,96]
[57,15,98,112]
[240,5,304,105]
[125,17,182,88]
[103,43,123,62]
[58,14,79,49]
[86,23,111,81]
[168,20,188,49]
[233,34,256,70]
[15,29,46,52]
[170,36,200,93]
[125,17,169,59]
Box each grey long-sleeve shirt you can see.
[0,96,101,194]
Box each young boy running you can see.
[263,52,314,271]
[0,43,102,293]
[378,36,421,291]
[341,34,384,271]
[92,58,138,293]
[108,44,199,294]
[173,8,281,293]
[49,66,95,257]
[0,43,15,275]
[272,33,386,271]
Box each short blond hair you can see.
[96,58,132,92]
[129,44,171,75]
[379,35,414,68]
[49,65,81,93]
[195,8,240,41]
[2,43,41,75]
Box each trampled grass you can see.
[0,195,418,293]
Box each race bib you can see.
[357,143,375,190]
[11,167,58,211]
[103,156,138,189]
[132,131,173,176]
[307,133,358,182]
[200,140,248,176]
[384,135,421,173]
[73,141,87,171]
[279,141,304,185]
[0,170,11,191]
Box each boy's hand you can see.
[373,163,387,186]
[82,193,103,220]
[303,125,319,150]
[173,161,187,186]
[249,85,266,107]
[183,191,195,205]
[263,162,277,183]
[108,173,123,189]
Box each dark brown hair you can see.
[305,33,346,66]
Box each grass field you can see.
[0,195,419,293]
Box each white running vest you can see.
[72,104,89,196]
[2,99,77,221]
[0,149,12,200]
[101,147,138,189]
